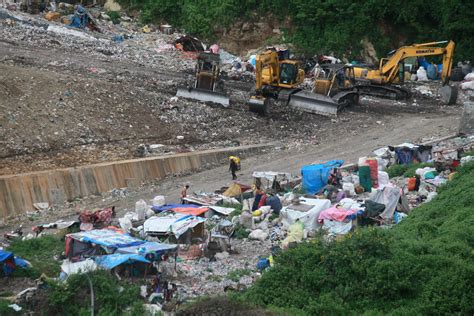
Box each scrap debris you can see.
[0,0,473,314]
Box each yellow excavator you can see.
[248,49,357,116]
[247,49,305,114]
[353,40,457,104]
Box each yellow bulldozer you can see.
[353,40,457,104]
[248,49,358,116]
[176,52,230,106]
[290,64,359,116]
[247,49,305,114]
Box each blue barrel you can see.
[427,64,438,80]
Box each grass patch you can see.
[227,269,251,282]
[462,149,474,157]
[0,299,18,316]
[233,224,250,239]
[241,161,474,315]
[7,235,64,278]
[107,11,121,24]
[386,162,434,178]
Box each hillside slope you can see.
[241,162,474,314]
[123,0,474,60]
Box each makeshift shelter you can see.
[280,198,332,232]
[143,213,207,243]
[301,160,344,194]
[94,254,150,270]
[0,250,28,276]
[65,229,177,260]
[252,171,297,192]
[0,250,15,276]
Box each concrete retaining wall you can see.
[0,144,271,219]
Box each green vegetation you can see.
[462,149,474,157]
[0,299,16,316]
[7,235,64,278]
[118,0,474,60]
[233,224,250,239]
[46,270,144,315]
[107,11,121,24]
[386,162,434,178]
[227,268,251,282]
[239,162,474,314]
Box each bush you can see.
[46,270,144,315]
[240,161,474,314]
[386,164,409,178]
[233,224,250,239]
[386,162,434,178]
[7,235,64,278]
[117,0,474,61]
[107,11,121,24]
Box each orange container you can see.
[367,159,379,188]
[407,177,417,191]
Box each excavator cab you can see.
[248,50,305,114]
[176,52,230,106]
[279,62,299,84]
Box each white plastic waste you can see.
[342,182,356,196]
[152,196,166,207]
[377,171,390,188]
[464,72,474,81]
[135,199,147,220]
[417,66,428,81]
[461,81,474,90]
[248,229,268,241]
[119,217,132,233]
[352,174,360,186]
[358,156,368,166]
[426,192,438,202]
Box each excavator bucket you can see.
[176,87,230,107]
[248,96,268,115]
[288,90,340,117]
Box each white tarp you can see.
[322,220,352,236]
[369,185,401,220]
[143,214,206,238]
[209,206,235,216]
[281,198,331,232]
[61,259,98,276]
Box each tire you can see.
[450,67,464,82]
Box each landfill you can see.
[0,1,473,314]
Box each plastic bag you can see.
[417,66,428,81]
[282,222,304,248]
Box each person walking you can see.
[181,185,189,204]
[229,157,239,180]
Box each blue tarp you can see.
[14,257,29,268]
[94,254,150,270]
[301,160,344,194]
[116,241,177,257]
[151,204,200,213]
[68,229,145,249]
[0,250,13,263]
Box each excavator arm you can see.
[380,40,455,84]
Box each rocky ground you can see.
[0,5,469,311]
[0,7,465,176]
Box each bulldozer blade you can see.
[176,87,230,107]
[289,91,340,117]
[247,97,268,115]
